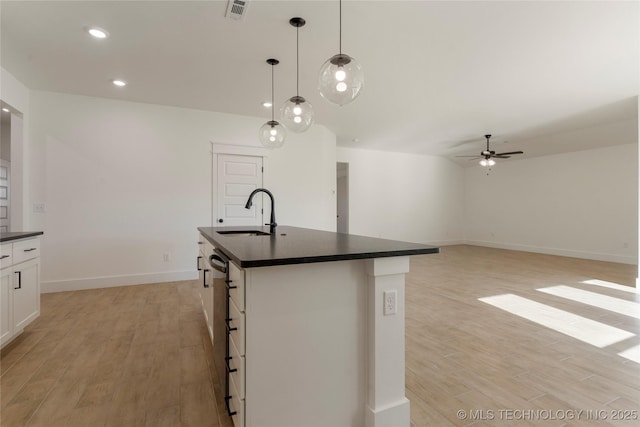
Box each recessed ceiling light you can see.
[1,108,9,113]
[112,79,127,87]
[262,101,272,108]
[87,27,109,39]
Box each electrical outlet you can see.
[163,253,170,262]
[384,290,397,316]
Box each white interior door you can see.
[216,154,263,226]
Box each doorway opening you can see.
[0,100,23,232]
[336,162,349,234]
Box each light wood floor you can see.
[1,245,638,426]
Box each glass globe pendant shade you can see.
[318,53,364,106]
[281,96,314,132]
[259,120,286,149]
[479,159,488,167]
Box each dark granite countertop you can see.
[198,225,439,268]
[0,231,44,243]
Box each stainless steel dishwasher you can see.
[208,249,236,418]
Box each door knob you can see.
[218,219,224,223]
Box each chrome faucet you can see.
[245,188,277,235]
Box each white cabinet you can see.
[197,235,214,343]
[226,262,246,427]
[1,236,41,348]
[0,267,13,345]
[12,258,40,331]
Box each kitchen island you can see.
[197,226,438,427]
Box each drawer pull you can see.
[197,256,202,271]
[224,356,237,373]
[224,396,237,417]
[225,318,237,332]
[23,248,37,252]
[0,255,9,260]
[226,279,237,290]
[203,269,210,288]
[14,271,21,289]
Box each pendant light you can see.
[259,59,286,148]
[281,17,314,132]
[318,0,364,106]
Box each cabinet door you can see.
[13,258,39,331]
[0,267,13,346]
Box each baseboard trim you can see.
[365,398,410,427]
[41,270,198,293]
[421,239,466,247]
[465,240,636,265]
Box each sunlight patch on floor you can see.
[538,285,640,319]
[479,294,635,348]
[581,279,640,295]
[618,344,640,364]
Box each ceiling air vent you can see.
[226,0,249,21]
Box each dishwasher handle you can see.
[209,253,227,274]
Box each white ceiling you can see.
[1,1,638,165]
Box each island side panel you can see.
[244,259,367,427]
[365,256,411,427]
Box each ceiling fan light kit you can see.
[281,17,315,132]
[456,134,524,169]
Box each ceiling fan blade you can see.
[495,151,523,156]
[467,157,481,161]
[455,155,481,158]
[493,155,511,159]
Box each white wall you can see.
[262,125,336,232]
[337,147,466,245]
[29,91,335,292]
[465,143,638,264]
[1,116,10,161]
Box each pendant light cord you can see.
[339,0,342,55]
[296,25,300,97]
[271,63,275,121]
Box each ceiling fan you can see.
[457,134,523,166]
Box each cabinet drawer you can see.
[0,244,12,269]
[228,262,245,311]
[198,235,206,256]
[228,297,245,355]
[229,371,245,427]
[229,333,245,399]
[13,239,40,264]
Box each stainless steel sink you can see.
[216,230,271,237]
